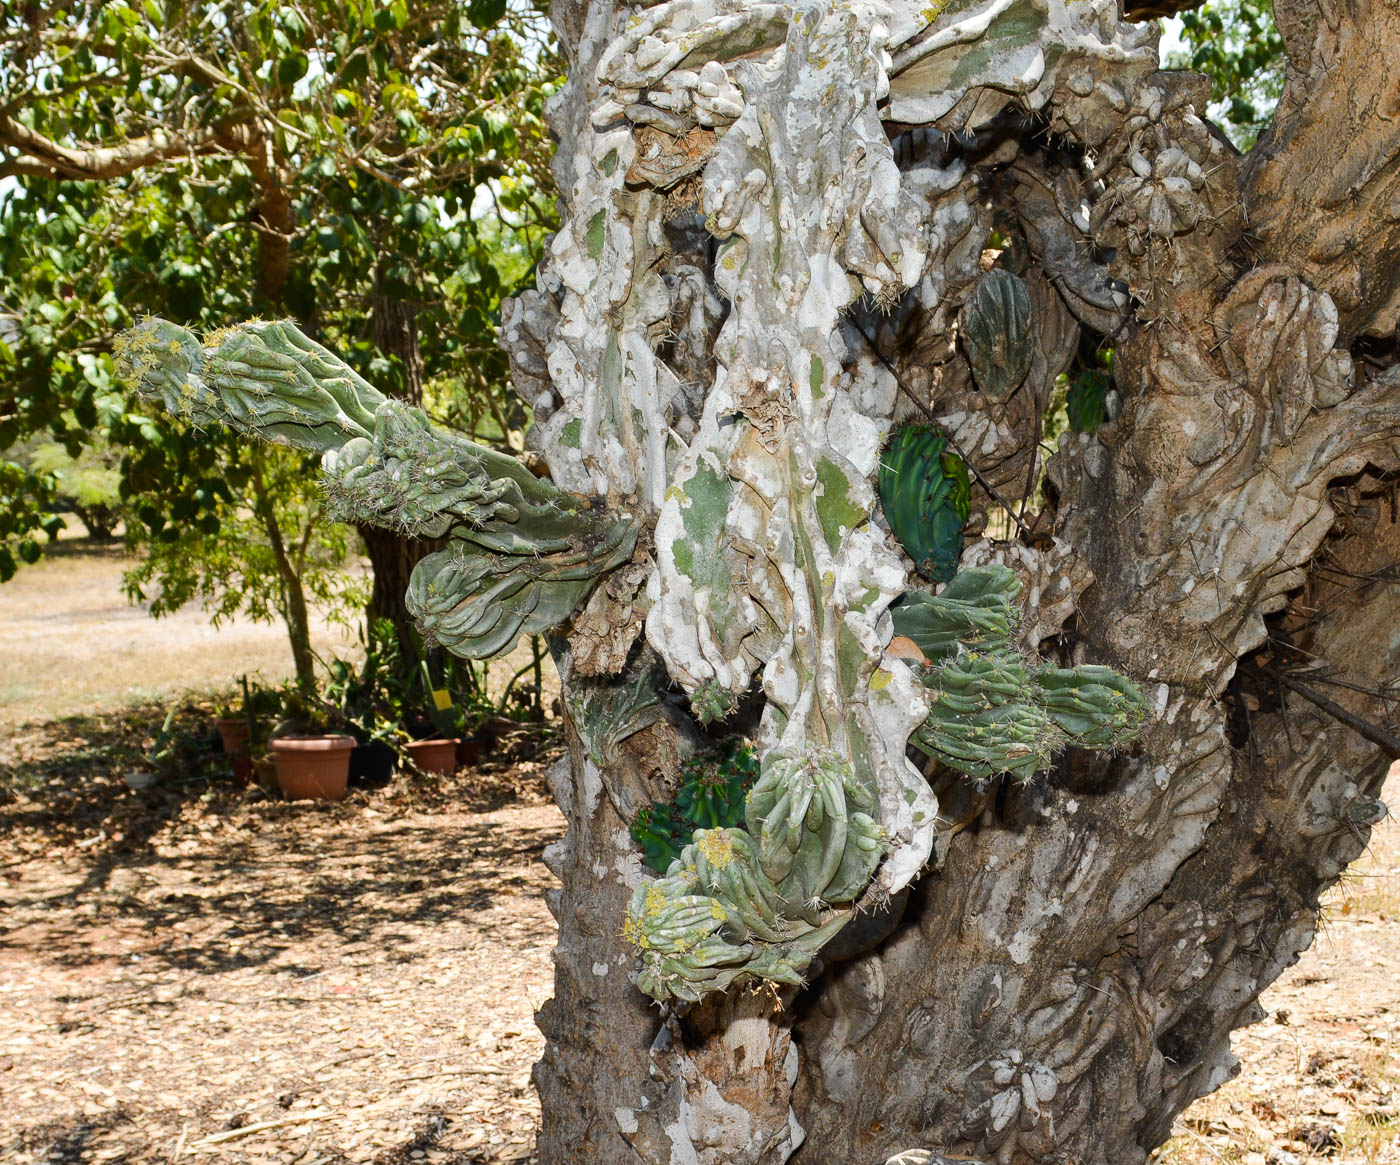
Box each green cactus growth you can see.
[624,745,886,1002]
[625,825,867,1003]
[631,739,759,873]
[623,569,1146,1001]
[691,679,739,725]
[878,424,971,583]
[896,565,1148,781]
[1066,369,1110,432]
[889,564,1022,658]
[960,268,1035,401]
[114,317,636,659]
[744,748,884,922]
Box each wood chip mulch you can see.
[0,706,564,1165]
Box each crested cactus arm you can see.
[116,317,384,449]
[117,315,637,660]
[896,567,1149,780]
[407,524,637,659]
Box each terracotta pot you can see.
[270,735,355,801]
[215,716,254,787]
[215,716,251,753]
[405,738,459,775]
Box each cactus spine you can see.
[114,317,635,659]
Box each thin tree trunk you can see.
[371,262,425,406]
[358,523,436,661]
[250,459,317,692]
[359,261,436,661]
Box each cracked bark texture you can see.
[501,0,1400,1161]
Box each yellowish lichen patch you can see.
[697,829,735,869]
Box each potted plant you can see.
[213,677,256,786]
[266,692,355,801]
[347,715,398,788]
[324,622,404,789]
[401,661,461,775]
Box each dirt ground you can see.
[1,709,561,1165]
[1154,763,1400,1165]
[3,711,1393,1165]
[0,544,1396,1163]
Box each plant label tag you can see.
[432,688,453,711]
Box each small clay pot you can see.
[215,716,254,787]
[215,716,251,752]
[405,738,459,776]
[270,735,355,800]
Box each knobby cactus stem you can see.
[115,316,637,659]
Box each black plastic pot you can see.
[348,740,397,788]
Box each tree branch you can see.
[0,113,245,180]
[1278,672,1400,760]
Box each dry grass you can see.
[0,541,357,728]
[0,540,559,730]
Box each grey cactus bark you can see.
[498,0,1400,1162]
[116,0,1400,1160]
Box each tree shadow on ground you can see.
[3,815,559,978]
[0,703,560,979]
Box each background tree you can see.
[1166,0,1286,147]
[0,0,555,671]
[73,0,1400,1163]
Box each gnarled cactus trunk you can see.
[502,0,1400,1161]
[118,0,1400,1159]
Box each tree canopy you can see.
[0,0,556,661]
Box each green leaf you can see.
[400,201,432,229]
[278,51,309,87]
[17,537,41,564]
[1066,371,1109,433]
[467,0,507,28]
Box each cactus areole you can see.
[113,0,1400,1160]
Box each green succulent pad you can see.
[889,563,1022,660]
[878,423,971,583]
[115,317,636,660]
[625,747,886,1003]
[898,564,1149,781]
[960,268,1035,401]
